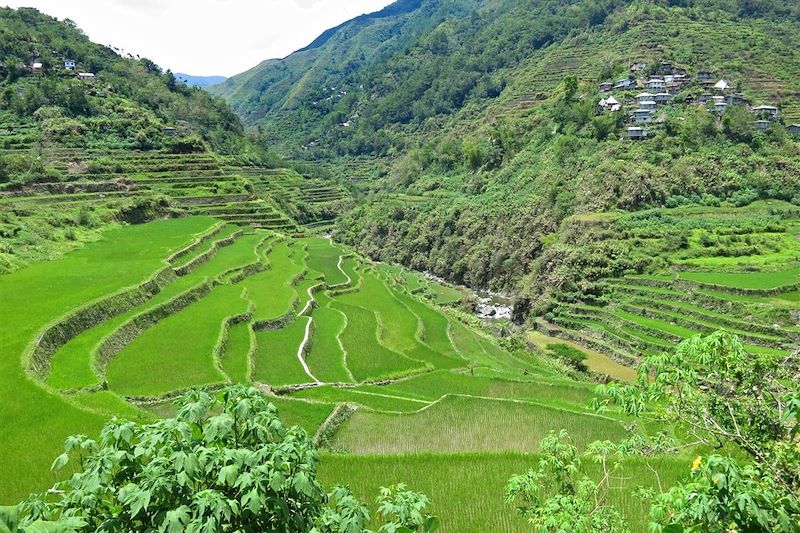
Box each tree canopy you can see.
[0,386,437,533]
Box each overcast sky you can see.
[2,0,396,76]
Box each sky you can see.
[2,0,396,77]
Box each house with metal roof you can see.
[751,105,779,119]
[632,109,654,123]
[626,126,648,139]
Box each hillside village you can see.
[596,61,799,140]
[19,58,196,137]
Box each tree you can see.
[139,57,161,74]
[508,333,800,532]
[2,386,438,532]
[595,332,800,531]
[505,430,631,532]
[722,105,754,144]
[165,69,177,92]
[562,76,578,103]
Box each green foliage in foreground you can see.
[508,332,800,532]
[1,386,437,533]
[506,431,633,531]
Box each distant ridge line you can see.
[296,0,423,53]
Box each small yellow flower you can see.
[691,456,702,472]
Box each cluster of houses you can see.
[25,57,190,138]
[22,58,114,98]
[30,58,97,83]
[596,62,798,140]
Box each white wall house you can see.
[646,78,665,90]
[626,126,648,139]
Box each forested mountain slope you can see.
[215,0,800,319]
[0,8,247,153]
[210,0,479,132]
[213,0,800,157]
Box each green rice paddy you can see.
[107,283,247,396]
[254,317,312,386]
[319,453,689,532]
[678,266,800,290]
[330,395,628,454]
[220,322,252,384]
[1,213,791,531]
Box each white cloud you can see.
[1,0,396,76]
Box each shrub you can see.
[166,135,207,154]
[2,386,438,532]
[730,188,760,207]
[547,343,588,372]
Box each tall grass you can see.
[71,391,153,422]
[448,318,532,372]
[319,452,689,532]
[330,395,628,454]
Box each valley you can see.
[1,206,795,529]
[0,2,798,531]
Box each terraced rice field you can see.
[0,217,216,499]
[0,148,353,234]
[330,395,628,454]
[2,214,792,530]
[541,204,800,369]
[106,283,248,396]
[319,453,689,532]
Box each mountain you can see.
[0,7,295,272]
[213,0,800,314]
[212,0,800,158]
[209,0,482,145]
[175,73,227,88]
[0,7,249,154]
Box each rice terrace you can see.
[1,2,800,532]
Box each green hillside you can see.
[0,8,354,273]
[0,8,248,154]
[213,0,800,157]
[209,0,800,391]
[1,4,798,531]
[211,1,800,315]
